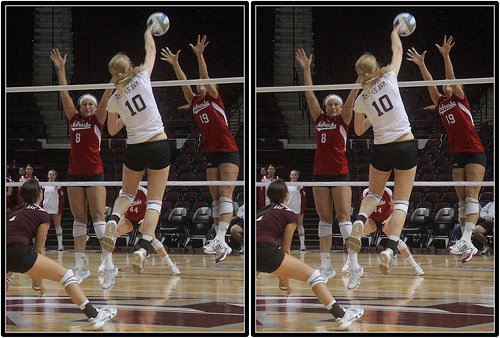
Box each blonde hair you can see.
[355,53,391,90]
[108,53,145,93]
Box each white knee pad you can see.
[219,196,233,215]
[60,269,80,287]
[297,225,305,236]
[212,200,220,218]
[318,221,332,238]
[458,200,466,219]
[365,191,382,205]
[72,221,87,238]
[146,200,162,214]
[465,197,480,215]
[119,189,136,204]
[151,238,164,251]
[338,221,352,240]
[93,221,106,239]
[307,269,326,287]
[397,239,408,251]
[393,200,409,214]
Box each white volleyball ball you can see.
[147,12,170,36]
[393,13,416,37]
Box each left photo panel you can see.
[4,4,246,334]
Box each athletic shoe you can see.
[89,306,117,330]
[414,263,424,276]
[378,248,394,275]
[100,220,118,252]
[461,242,478,263]
[132,248,147,274]
[336,306,364,330]
[202,239,220,255]
[100,266,118,290]
[346,267,363,291]
[169,263,180,275]
[300,246,307,251]
[73,267,91,283]
[481,245,492,256]
[238,245,245,254]
[345,220,364,253]
[215,242,233,263]
[58,245,64,251]
[342,260,351,275]
[319,266,336,282]
[448,239,468,255]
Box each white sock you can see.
[347,249,360,271]
[102,250,114,269]
[320,252,331,268]
[406,255,418,267]
[75,252,86,267]
[55,226,63,246]
[215,221,230,242]
[462,222,475,243]
[162,255,174,267]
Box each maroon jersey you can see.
[362,187,392,223]
[124,186,147,223]
[190,93,239,153]
[7,204,51,246]
[256,204,297,246]
[314,113,349,176]
[68,113,104,175]
[437,94,484,154]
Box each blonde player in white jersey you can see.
[100,25,177,278]
[346,24,418,275]
[42,169,65,251]
[284,170,307,251]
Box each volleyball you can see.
[393,13,416,37]
[147,12,170,36]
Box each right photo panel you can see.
[254,4,496,334]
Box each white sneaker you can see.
[100,220,118,252]
[346,220,364,253]
[461,242,479,263]
[215,242,233,263]
[300,245,307,251]
[378,248,394,275]
[319,266,336,282]
[342,260,351,275]
[100,266,118,290]
[336,306,364,330]
[238,245,245,254]
[346,267,363,291]
[73,267,91,283]
[58,245,64,251]
[414,263,424,276]
[448,239,467,255]
[89,306,117,330]
[132,248,147,274]
[169,263,180,276]
[202,239,223,255]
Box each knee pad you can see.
[297,225,305,236]
[60,269,80,287]
[212,200,220,218]
[307,269,326,287]
[465,197,480,215]
[72,221,87,238]
[146,200,162,214]
[338,221,352,240]
[458,200,466,219]
[318,221,332,238]
[397,239,408,251]
[119,189,136,204]
[393,200,409,214]
[365,191,382,205]
[151,238,164,251]
[219,196,233,215]
[93,221,106,239]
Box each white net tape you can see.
[7,180,244,188]
[256,181,494,187]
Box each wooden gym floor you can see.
[5,250,245,333]
[255,250,495,333]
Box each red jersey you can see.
[7,204,51,246]
[256,204,297,246]
[124,186,147,223]
[190,93,239,153]
[437,94,484,154]
[362,187,392,223]
[314,113,349,176]
[68,113,104,176]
